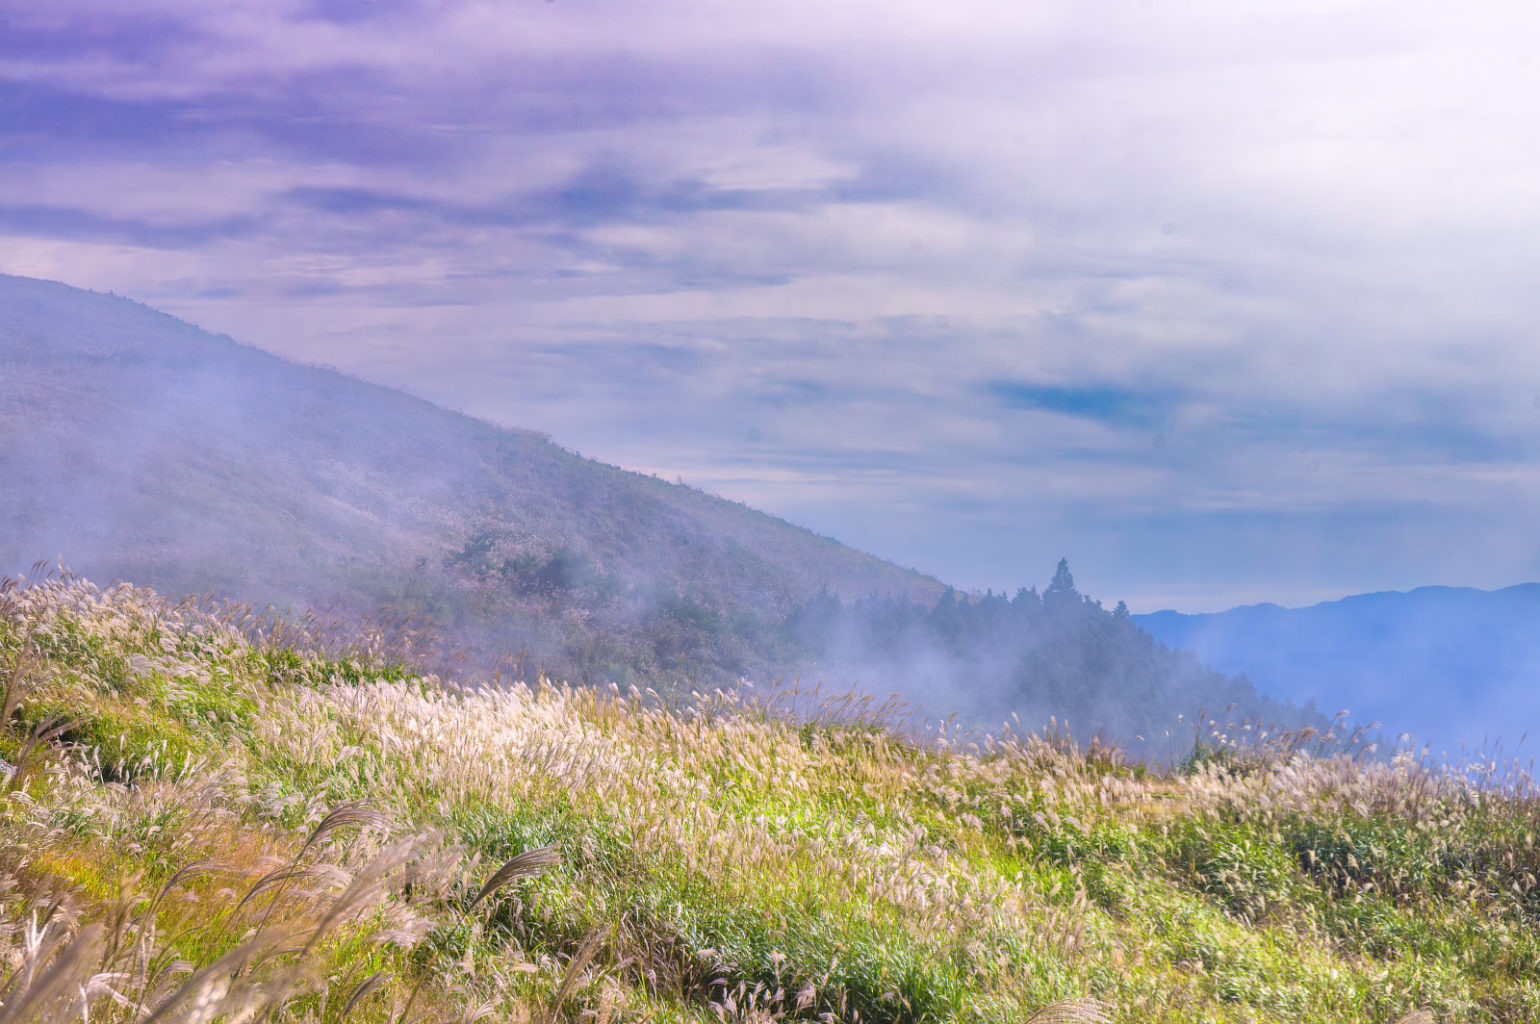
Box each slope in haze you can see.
[1,274,1325,749]
[0,273,943,683]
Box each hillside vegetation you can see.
[1,273,1314,745]
[3,571,1536,1024]
[0,273,942,686]
[784,560,1317,756]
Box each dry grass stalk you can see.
[0,921,105,1024]
[341,969,392,1018]
[246,801,392,948]
[468,845,563,909]
[301,834,433,955]
[1,631,35,725]
[138,920,318,1024]
[233,863,318,917]
[4,713,77,793]
[0,837,440,1024]
[544,927,608,1024]
[1023,998,1113,1023]
[298,801,393,860]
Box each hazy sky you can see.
[4,1,1540,611]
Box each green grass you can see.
[2,574,1537,1023]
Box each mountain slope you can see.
[0,274,1323,746]
[1136,584,1540,755]
[0,273,943,680]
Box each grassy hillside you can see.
[0,273,943,685]
[3,572,1535,1024]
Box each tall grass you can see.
[2,571,1537,1022]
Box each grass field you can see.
[2,572,1536,1023]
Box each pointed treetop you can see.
[1043,558,1082,609]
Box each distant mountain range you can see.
[0,273,1319,749]
[1136,585,1540,756]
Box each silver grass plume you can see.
[1024,998,1113,1024]
[467,844,563,908]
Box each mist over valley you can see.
[0,273,1337,755]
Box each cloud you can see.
[5,0,1540,608]
[0,202,260,248]
[284,165,824,231]
[0,80,198,148]
[985,380,1174,429]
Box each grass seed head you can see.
[1023,999,1113,1023]
[468,844,563,909]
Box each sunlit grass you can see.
[2,572,1537,1022]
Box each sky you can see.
[3,0,1540,612]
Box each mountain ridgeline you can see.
[0,274,1319,748]
[1136,585,1540,757]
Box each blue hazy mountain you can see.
[1136,585,1540,756]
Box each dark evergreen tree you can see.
[1044,557,1079,609]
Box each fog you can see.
[2,274,1344,760]
[7,273,1534,761]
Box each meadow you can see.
[1,572,1535,1023]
